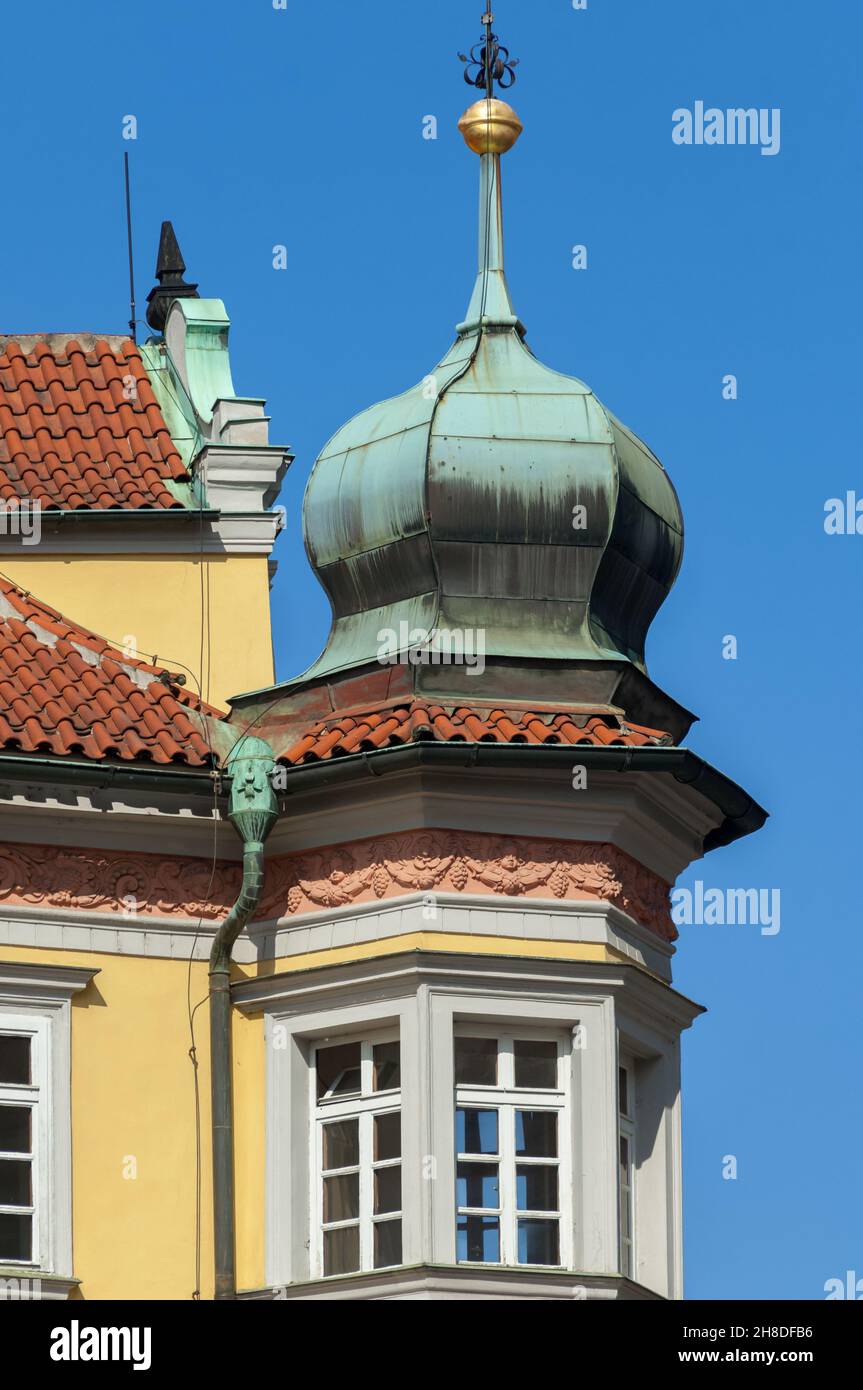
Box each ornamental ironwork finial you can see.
[459,11,518,99]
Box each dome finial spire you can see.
[456,12,524,337]
[459,11,519,99]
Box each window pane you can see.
[516,1110,557,1158]
[316,1042,361,1100]
[457,1161,499,1210]
[619,1065,630,1118]
[514,1039,558,1089]
[322,1118,359,1171]
[516,1164,558,1212]
[373,1219,402,1269]
[323,1172,359,1223]
[374,1111,401,1162]
[0,1212,31,1261]
[0,1106,30,1155]
[0,1036,30,1085]
[374,1165,401,1216]
[373,1041,400,1092]
[456,1107,498,1155]
[518,1218,559,1266]
[0,1158,31,1206]
[620,1136,632,1243]
[323,1224,359,1277]
[620,1193,632,1244]
[457,1215,500,1263]
[454,1036,497,1085]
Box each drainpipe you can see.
[209,734,278,1300]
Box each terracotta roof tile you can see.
[0,577,221,766]
[277,701,673,765]
[0,334,189,509]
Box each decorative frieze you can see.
[0,830,674,940]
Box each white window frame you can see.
[0,960,92,1282]
[310,1028,403,1279]
[0,1013,49,1270]
[454,1024,572,1270]
[618,1055,636,1278]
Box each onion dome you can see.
[299,31,687,732]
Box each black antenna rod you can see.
[483,11,494,100]
[123,152,137,343]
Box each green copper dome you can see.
[301,116,684,688]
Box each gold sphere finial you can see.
[458,98,523,156]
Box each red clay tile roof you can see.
[0,334,189,509]
[278,701,672,765]
[0,577,220,766]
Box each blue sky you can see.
[2,0,860,1298]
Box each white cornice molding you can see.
[267,764,720,883]
[249,891,675,978]
[0,890,674,974]
[0,1271,79,1301]
[0,904,216,962]
[232,947,703,1035]
[197,444,291,513]
[239,1266,659,1301]
[0,748,720,887]
[0,958,98,1003]
[0,511,283,557]
[0,794,233,860]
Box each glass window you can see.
[454,1036,497,1086]
[0,1031,37,1266]
[322,1118,359,1171]
[323,1225,359,1278]
[457,1215,500,1263]
[454,1032,567,1270]
[0,1213,31,1262]
[516,1109,557,1158]
[619,1058,635,1278]
[314,1035,403,1278]
[456,1107,499,1155]
[0,1036,30,1086]
[374,1111,400,1162]
[373,1041,400,1092]
[514,1039,558,1090]
[619,1065,631,1120]
[316,1041,361,1101]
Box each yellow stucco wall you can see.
[0,554,275,709]
[0,944,263,1300]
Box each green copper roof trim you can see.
[139,340,200,474]
[167,298,236,428]
[457,152,525,337]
